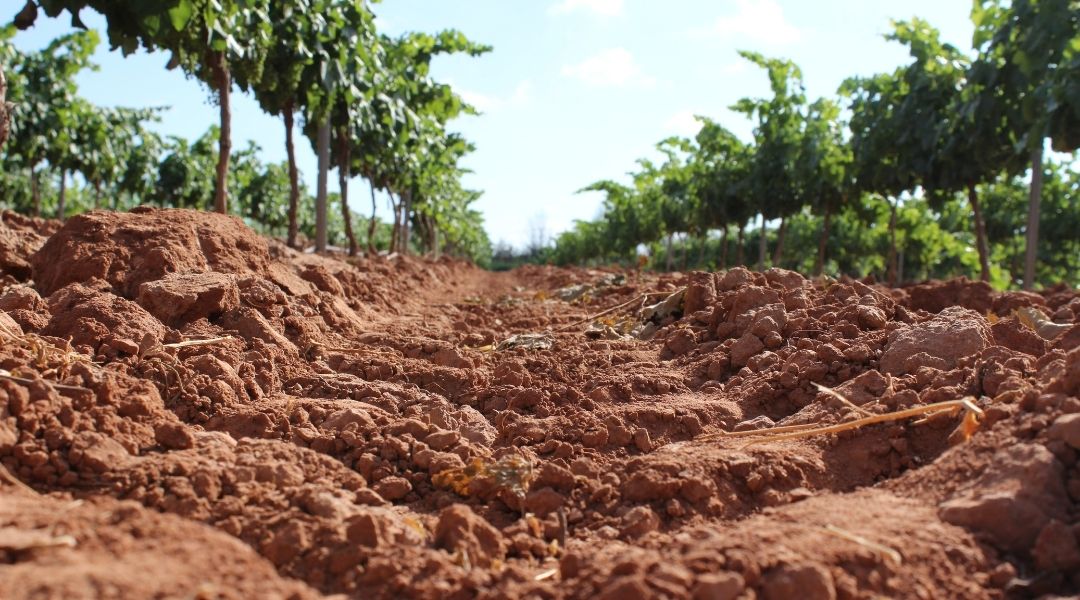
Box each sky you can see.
[11,1,975,248]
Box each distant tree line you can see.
[549,1,1079,290]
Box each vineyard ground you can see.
[1,208,1079,599]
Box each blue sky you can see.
[12,1,974,248]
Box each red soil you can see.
[1,208,1079,599]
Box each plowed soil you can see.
[1,207,1079,599]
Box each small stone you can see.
[939,444,1069,553]
[880,307,992,375]
[299,264,345,296]
[842,343,871,362]
[992,318,1048,357]
[665,328,697,356]
[988,562,1016,588]
[1047,413,1080,450]
[154,421,194,450]
[345,513,383,548]
[1032,520,1080,572]
[597,576,651,600]
[434,504,505,567]
[424,429,460,451]
[749,316,780,339]
[582,428,609,448]
[354,488,387,506]
[665,498,686,517]
[731,333,764,368]
[524,487,566,516]
[651,563,693,590]
[856,305,888,330]
[620,505,660,538]
[761,563,836,600]
[729,286,782,320]
[607,422,633,447]
[763,331,784,349]
[1048,347,1080,395]
[684,272,718,314]
[70,431,132,473]
[692,572,744,600]
[0,311,22,336]
[137,272,240,327]
[372,476,411,501]
[733,415,775,432]
[633,428,652,452]
[718,268,754,292]
[108,337,140,356]
[764,268,804,290]
[536,462,577,490]
[322,408,377,432]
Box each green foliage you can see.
[3,27,97,172]
[2,26,162,216]
[980,160,1080,286]
[549,10,1077,290]
[691,117,752,231]
[154,129,217,209]
[580,179,652,258]
[6,1,492,263]
[732,51,806,222]
[797,99,851,216]
[18,0,278,212]
[969,0,1080,153]
[238,158,291,234]
[22,1,272,67]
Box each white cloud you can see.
[457,79,533,113]
[663,111,704,137]
[459,89,502,112]
[561,48,655,88]
[697,0,801,46]
[721,60,748,75]
[548,0,623,17]
[510,80,533,105]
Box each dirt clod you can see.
[760,563,836,600]
[692,572,745,600]
[434,504,505,567]
[137,272,240,327]
[880,306,992,375]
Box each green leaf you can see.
[167,1,194,31]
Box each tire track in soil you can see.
[1,208,1079,599]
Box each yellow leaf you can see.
[526,514,542,537]
[432,455,535,499]
[402,516,429,540]
[948,408,981,445]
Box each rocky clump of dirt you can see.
[137,271,241,327]
[0,210,57,282]
[879,306,993,375]
[30,207,272,298]
[1,210,1079,599]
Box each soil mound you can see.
[904,276,1055,316]
[31,207,271,298]
[0,491,319,598]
